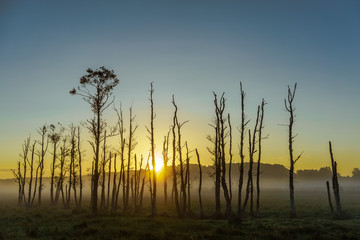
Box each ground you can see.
[1,190,360,239]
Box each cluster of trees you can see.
[13,66,347,220]
[12,124,83,209]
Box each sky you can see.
[0,0,359,178]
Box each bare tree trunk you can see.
[195,149,204,218]
[77,126,83,208]
[326,180,334,214]
[37,125,48,206]
[115,105,125,211]
[139,155,149,209]
[135,155,143,210]
[228,113,233,216]
[242,104,259,214]
[31,161,40,206]
[329,141,343,218]
[171,95,181,216]
[213,93,231,217]
[256,99,265,217]
[100,131,107,210]
[176,113,187,216]
[131,176,134,207]
[147,82,157,216]
[134,155,137,209]
[238,82,248,218]
[28,141,36,208]
[284,83,301,218]
[49,124,62,206]
[107,152,112,210]
[50,141,57,205]
[185,142,192,216]
[163,131,170,206]
[12,161,22,207]
[92,111,101,216]
[125,106,138,212]
[242,106,260,215]
[68,125,77,209]
[111,154,117,210]
[211,93,221,217]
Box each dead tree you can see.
[171,95,181,216]
[134,154,143,210]
[140,154,150,208]
[146,82,157,216]
[55,138,68,206]
[195,149,204,218]
[238,82,249,218]
[114,104,126,211]
[174,100,189,216]
[111,153,117,210]
[329,141,343,218]
[27,141,37,208]
[28,141,41,208]
[77,126,83,208]
[106,152,112,210]
[242,106,260,215]
[37,125,49,206]
[125,106,138,211]
[12,160,23,207]
[228,113,233,214]
[326,181,334,214]
[210,92,231,217]
[185,142,193,215]
[68,124,78,208]
[16,137,31,206]
[147,157,153,208]
[256,99,266,216]
[100,130,108,210]
[70,66,119,216]
[162,130,170,205]
[207,111,221,215]
[48,124,63,206]
[284,83,302,218]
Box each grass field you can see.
[1,189,360,240]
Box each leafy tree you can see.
[70,66,119,216]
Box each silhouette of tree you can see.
[238,82,249,219]
[195,149,204,218]
[12,137,30,207]
[284,83,302,218]
[209,92,232,218]
[242,107,259,215]
[125,106,138,211]
[77,126,83,208]
[70,66,119,216]
[37,125,49,206]
[146,82,157,216]
[328,141,344,218]
[48,123,64,205]
[256,99,266,217]
[162,130,170,206]
[171,95,181,216]
[114,104,126,211]
[26,140,38,208]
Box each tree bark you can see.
[196,149,204,218]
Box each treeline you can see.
[12,66,350,220]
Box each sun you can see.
[149,155,164,173]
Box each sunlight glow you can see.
[150,155,164,173]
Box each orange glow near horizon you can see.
[149,155,164,173]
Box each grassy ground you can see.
[1,190,360,240]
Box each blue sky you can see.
[0,0,359,177]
